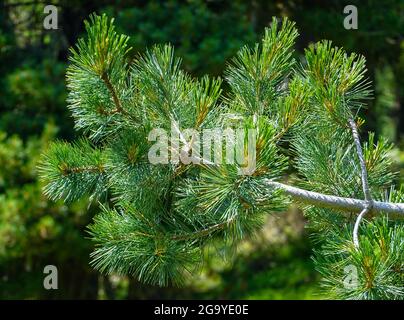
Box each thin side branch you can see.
[353,206,370,248]
[264,180,404,215]
[348,117,373,247]
[100,72,139,122]
[171,218,235,241]
[348,117,372,202]
[101,72,123,113]
[171,121,215,177]
[60,165,104,175]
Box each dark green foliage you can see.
[1,59,71,138]
[104,0,256,76]
[0,124,98,299]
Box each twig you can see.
[171,121,216,169]
[101,72,122,113]
[353,206,370,248]
[100,72,139,122]
[348,117,373,248]
[348,117,372,202]
[171,218,235,241]
[60,165,104,175]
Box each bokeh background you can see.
[0,0,403,299]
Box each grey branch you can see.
[353,206,371,247]
[348,117,373,247]
[264,180,404,215]
[348,117,372,202]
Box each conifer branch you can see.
[39,15,404,297]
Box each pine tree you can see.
[39,14,403,299]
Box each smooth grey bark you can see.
[348,117,373,247]
[265,180,404,215]
[348,117,372,202]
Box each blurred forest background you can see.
[0,0,403,299]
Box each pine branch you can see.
[265,180,404,214]
[39,14,404,297]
